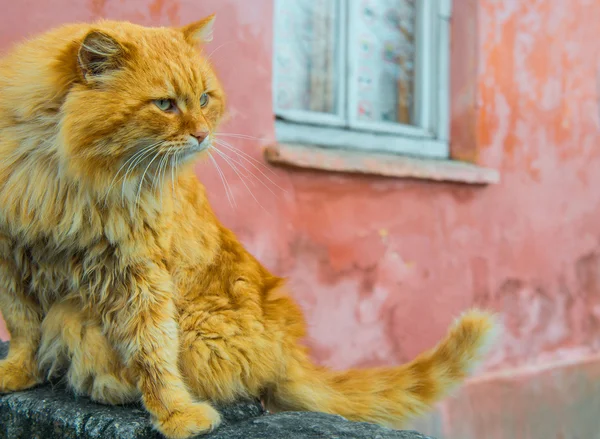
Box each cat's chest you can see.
[18,239,115,311]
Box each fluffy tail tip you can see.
[450,308,501,375]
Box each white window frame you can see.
[273,0,452,159]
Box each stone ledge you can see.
[265,143,500,185]
[0,341,434,439]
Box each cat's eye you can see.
[200,93,209,108]
[154,99,177,112]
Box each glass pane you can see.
[353,0,417,125]
[273,0,340,115]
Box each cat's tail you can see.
[265,309,498,427]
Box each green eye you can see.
[200,93,209,108]
[154,99,176,112]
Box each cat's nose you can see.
[192,130,209,143]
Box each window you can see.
[273,0,451,159]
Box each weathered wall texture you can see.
[1,0,600,435]
[474,0,600,369]
[433,1,600,436]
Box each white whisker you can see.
[215,135,278,175]
[153,153,168,192]
[212,146,256,186]
[214,139,286,194]
[135,149,162,208]
[170,153,177,197]
[208,151,235,208]
[157,152,171,206]
[213,146,269,213]
[214,137,279,178]
[104,142,159,205]
[120,142,162,204]
[212,146,268,213]
[213,145,278,198]
[216,133,268,141]
[205,40,235,61]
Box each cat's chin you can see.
[179,147,209,163]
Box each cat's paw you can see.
[0,359,41,393]
[154,402,221,439]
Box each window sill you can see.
[264,143,500,185]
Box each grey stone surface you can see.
[0,341,434,438]
[209,413,434,439]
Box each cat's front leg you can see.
[103,262,220,439]
[0,292,43,392]
[0,238,42,393]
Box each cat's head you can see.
[58,16,225,194]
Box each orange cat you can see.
[0,17,498,439]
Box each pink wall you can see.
[473,0,600,369]
[1,0,600,384]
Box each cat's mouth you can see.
[190,136,211,153]
[177,137,211,161]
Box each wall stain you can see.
[148,0,180,24]
[89,0,106,17]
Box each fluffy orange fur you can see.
[0,18,498,439]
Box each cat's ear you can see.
[180,14,216,45]
[77,30,125,80]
